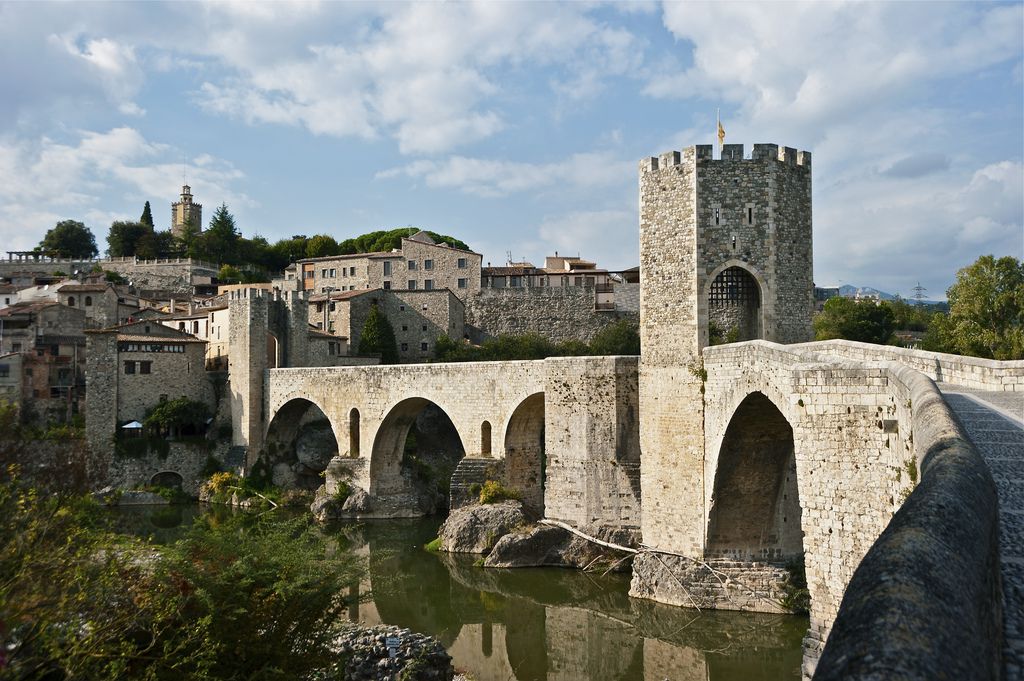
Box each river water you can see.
[110,506,806,681]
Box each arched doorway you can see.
[706,392,802,562]
[267,332,280,369]
[504,393,545,514]
[371,398,465,510]
[707,265,762,344]
[264,398,339,489]
[150,470,183,489]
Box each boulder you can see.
[334,624,453,681]
[271,462,297,488]
[484,524,572,567]
[438,501,527,554]
[295,422,337,470]
[342,486,372,513]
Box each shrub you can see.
[333,480,351,504]
[423,537,442,552]
[478,480,520,504]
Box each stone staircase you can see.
[449,457,501,509]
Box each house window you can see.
[179,322,186,331]
[11,343,20,352]
[0,365,8,378]
[575,277,583,286]
[421,304,427,310]
[458,257,467,268]
[383,281,391,290]
[400,342,409,352]
[424,259,433,270]
[67,296,75,306]
[85,296,92,306]
[139,361,152,375]
[408,260,417,271]
[408,280,417,290]
[349,267,355,276]
[457,278,467,289]
[424,280,434,290]
[328,342,335,356]
[193,321,199,333]
[322,269,328,277]
[421,324,427,331]
[510,276,521,287]
[304,270,314,279]
[399,305,405,312]
[330,268,337,277]
[420,342,428,351]
[401,325,408,332]
[124,361,135,374]
[384,261,392,276]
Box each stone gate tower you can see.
[638,143,813,554]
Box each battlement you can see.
[640,144,811,172]
[228,288,268,301]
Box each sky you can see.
[0,1,1021,300]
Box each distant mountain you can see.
[821,284,945,306]
[837,284,897,300]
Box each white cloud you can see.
[0,128,252,252]
[377,152,632,198]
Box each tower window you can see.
[714,208,721,226]
[748,206,754,224]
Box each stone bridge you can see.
[263,355,641,525]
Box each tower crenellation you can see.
[171,184,203,239]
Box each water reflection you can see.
[339,518,805,681]
[108,509,805,680]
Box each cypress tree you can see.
[358,304,399,364]
[140,201,154,228]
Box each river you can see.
[109,505,807,681]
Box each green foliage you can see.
[144,397,210,435]
[200,455,223,478]
[38,219,98,258]
[140,200,154,228]
[306,234,340,258]
[358,304,400,364]
[588,319,641,355]
[423,537,442,552]
[886,297,932,332]
[0,472,362,680]
[813,296,897,345]
[106,220,150,257]
[921,255,1024,360]
[468,482,482,498]
[780,556,810,614]
[333,480,351,504]
[103,269,127,284]
[142,484,191,504]
[218,264,243,284]
[478,480,520,504]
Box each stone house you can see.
[0,301,87,423]
[0,284,16,309]
[56,282,140,328]
[309,288,464,362]
[481,252,616,310]
[85,320,215,440]
[295,231,482,301]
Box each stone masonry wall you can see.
[264,356,640,528]
[464,287,637,345]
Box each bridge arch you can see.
[150,470,183,489]
[264,396,341,488]
[705,390,802,563]
[502,392,545,514]
[702,260,768,346]
[370,397,466,497]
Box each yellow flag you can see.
[717,119,726,147]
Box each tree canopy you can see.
[358,304,399,364]
[813,297,897,345]
[922,255,1024,360]
[140,201,154,228]
[37,220,98,259]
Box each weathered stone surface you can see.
[341,486,371,513]
[332,624,453,681]
[484,525,571,567]
[271,462,296,488]
[438,501,527,554]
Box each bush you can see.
[333,480,351,504]
[423,537,442,552]
[478,480,520,504]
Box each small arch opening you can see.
[481,421,492,456]
[264,398,339,490]
[67,296,75,307]
[349,408,360,457]
[85,296,92,306]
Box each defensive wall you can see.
[263,355,641,528]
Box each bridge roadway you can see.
[939,385,1023,680]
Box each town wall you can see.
[464,287,638,344]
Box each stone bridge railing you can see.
[814,364,1002,681]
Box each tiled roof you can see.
[58,284,110,292]
[116,334,206,344]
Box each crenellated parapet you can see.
[641,143,811,173]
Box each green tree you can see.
[218,264,243,284]
[923,255,1024,360]
[198,203,240,265]
[589,320,641,355]
[144,396,210,437]
[37,220,98,259]
[306,234,340,258]
[106,220,149,257]
[358,304,399,364]
[140,200,154,228]
[813,297,897,344]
